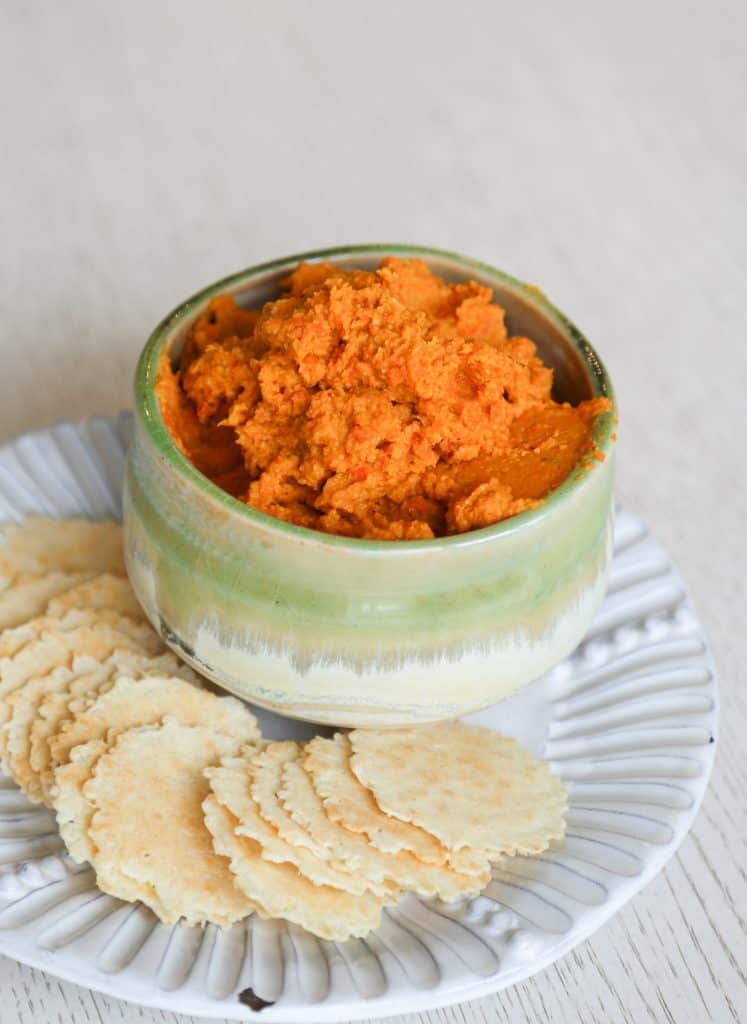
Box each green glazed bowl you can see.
[124,245,616,727]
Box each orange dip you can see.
[156,259,611,540]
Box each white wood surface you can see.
[0,2,745,1022]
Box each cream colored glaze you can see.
[127,529,611,727]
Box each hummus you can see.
[156,259,611,540]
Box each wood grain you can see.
[1,1,745,1022]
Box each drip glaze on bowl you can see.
[124,245,616,726]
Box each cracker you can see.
[251,740,336,858]
[51,676,259,863]
[1,575,157,800]
[280,758,486,901]
[49,673,258,771]
[350,723,568,858]
[31,650,199,802]
[0,571,93,631]
[305,733,449,863]
[0,613,77,659]
[0,605,159,660]
[203,794,383,940]
[84,720,254,925]
[207,748,380,897]
[2,662,93,803]
[0,609,100,660]
[0,608,114,658]
[0,518,125,581]
[0,616,163,731]
[54,739,118,868]
[45,573,145,622]
[29,661,115,804]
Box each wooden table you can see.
[1,3,745,1022]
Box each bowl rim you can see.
[134,243,616,553]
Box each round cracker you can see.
[84,720,253,926]
[0,616,163,734]
[0,518,124,581]
[50,738,109,864]
[30,662,116,804]
[30,651,199,803]
[203,794,383,941]
[45,573,145,622]
[280,758,486,901]
[350,723,568,858]
[306,734,486,877]
[305,734,450,863]
[0,571,93,631]
[2,642,178,802]
[0,607,124,659]
[49,673,258,771]
[0,610,95,659]
[207,748,379,897]
[51,676,259,863]
[251,741,336,858]
[2,662,94,803]
[0,605,160,663]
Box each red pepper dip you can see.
[156,258,611,540]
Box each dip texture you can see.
[156,259,610,540]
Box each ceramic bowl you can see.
[124,245,616,727]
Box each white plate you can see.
[0,414,718,1021]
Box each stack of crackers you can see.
[0,517,567,941]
